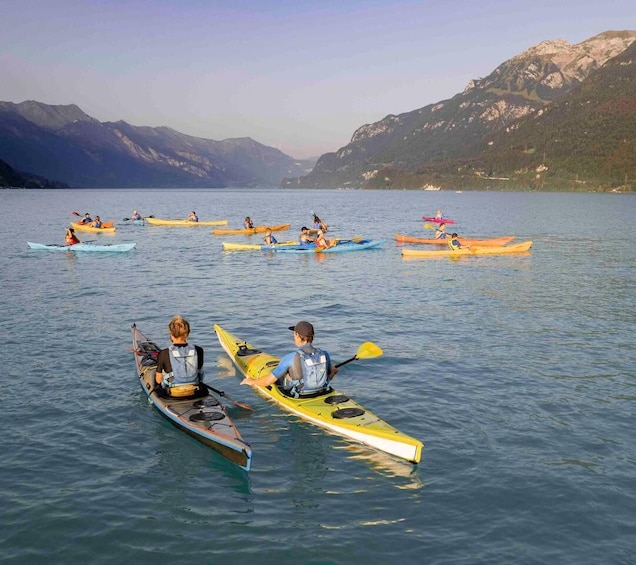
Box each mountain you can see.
[0,157,69,188]
[473,40,636,190]
[0,101,314,188]
[284,31,636,191]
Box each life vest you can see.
[448,239,461,250]
[162,344,201,391]
[285,345,329,397]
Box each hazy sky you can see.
[1,0,634,158]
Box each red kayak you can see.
[422,216,455,224]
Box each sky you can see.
[1,0,634,159]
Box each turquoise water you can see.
[1,188,635,564]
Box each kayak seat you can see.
[324,394,350,405]
[189,412,226,422]
[332,407,365,419]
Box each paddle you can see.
[202,383,254,411]
[425,223,450,231]
[335,341,384,368]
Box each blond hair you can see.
[168,315,190,340]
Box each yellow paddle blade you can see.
[424,223,436,230]
[355,341,383,360]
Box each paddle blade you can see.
[355,341,383,360]
[71,211,81,216]
[424,223,435,230]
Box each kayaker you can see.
[188,211,198,222]
[315,229,337,249]
[435,223,447,239]
[78,213,93,225]
[435,209,444,220]
[240,321,338,397]
[91,215,103,228]
[299,226,315,244]
[313,214,328,232]
[131,210,142,221]
[244,216,254,229]
[65,228,80,246]
[263,228,278,246]
[155,315,205,397]
[448,233,462,250]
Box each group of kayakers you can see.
[77,212,104,228]
[156,314,336,401]
[432,212,462,249]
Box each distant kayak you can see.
[212,223,291,235]
[275,239,384,253]
[70,221,116,234]
[422,216,455,224]
[28,242,136,252]
[222,240,300,251]
[145,217,228,226]
[395,234,515,246]
[402,241,533,258]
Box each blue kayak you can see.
[28,242,136,252]
[275,239,384,253]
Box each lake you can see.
[1,188,634,564]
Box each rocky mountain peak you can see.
[286,30,636,190]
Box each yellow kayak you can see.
[214,324,423,464]
[145,217,228,226]
[211,223,291,235]
[70,221,116,234]
[402,240,533,258]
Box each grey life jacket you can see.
[286,345,329,396]
[162,344,200,387]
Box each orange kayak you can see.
[211,223,291,235]
[70,221,116,234]
[402,241,532,258]
[394,234,515,246]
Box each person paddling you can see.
[312,214,328,232]
[131,210,143,221]
[65,228,80,246]
[244,216,254,229]
[299,226,315,244]
[240,321,338,398]
[188,211,198,222]
[435,222,447,239]
[263,228,278,246]
[448,233,463,250]
[155,315,205,398]
[315,229,336,249]
[91,215,103,228]
[78,213,93,225]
